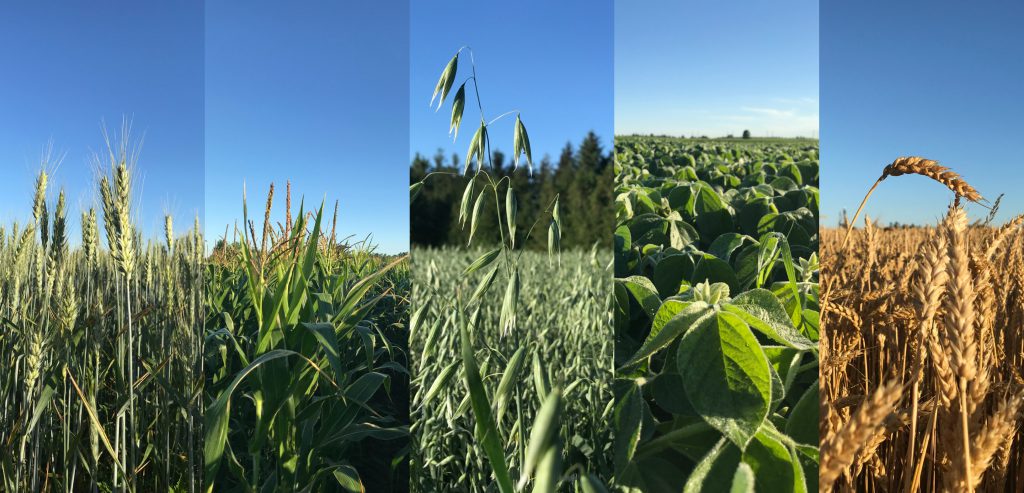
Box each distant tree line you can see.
[410,131,613,250]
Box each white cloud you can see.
[771,97,818,105]
[741,106,798,118]
[616,97,819,138]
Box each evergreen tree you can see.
[410,133,614,250]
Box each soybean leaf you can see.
[678,312,771,449]
[614,380,643,476]
[741,430,802,493]
[624,301,710,368]
[724,289,814,350]
[786,382,819,446]
[683,437,742,493]
[730,463,755,493]
[618,275,662,319]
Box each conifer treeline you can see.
[410,131,613,250]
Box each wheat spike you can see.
[883,156,983,203]
[821,380,904,489]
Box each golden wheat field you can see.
[820,203,1024,491]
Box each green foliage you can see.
[0,149,203,492]
[613,137,819,492]
[204,195,410,493]
[411,49,611,492]
[410,248,612,491]
[410,133,615,251]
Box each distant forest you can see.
[411,131,613,250]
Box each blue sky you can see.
[0,2,203,241]
[822,1,1024,226]
[206,2,409,254]
[616,0,818,138]
[410,0,613,167]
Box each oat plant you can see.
[410,49,611,493]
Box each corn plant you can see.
[613,138,820,492]
[203,184,410,492]
[410,48,611,492]
[0,133,203,492]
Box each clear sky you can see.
[0,2,204,241]
[822,1,1024,226]
[206,1,409,254]
[616,0,819,138]
[410,0,613,167]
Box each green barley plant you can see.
[203,183,410,492]
[0,132,203,492]
[410,49,611,492]
[613,137,820,492]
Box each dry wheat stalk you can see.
[969,393,1023,487]
[821,379,904,489]
[823,211,1024,492]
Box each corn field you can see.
[203,184,410,492]
[820,159,1024,491]
[0,153,203,491]
[410,247,613,491]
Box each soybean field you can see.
[613,137,820,492]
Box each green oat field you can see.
[410,247,613,492]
